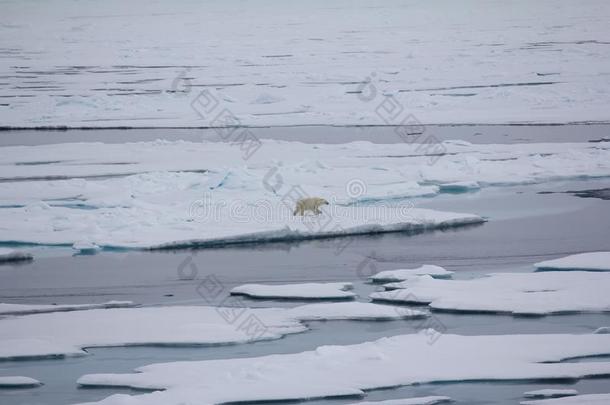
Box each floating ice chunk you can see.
[535,252,610,272]
[346,397,453,405]
[0,248,33,263]
[593,327,610,334]
[523,389,579,399]
[75,332,610,405]
[370,265,453,282]
[0,376,42,388]
[231,282,356,300]
[521,394,610,405]
[370,272,610,315]
[0,302,426,360]
[0,301,135,316]
[72,241,101,254]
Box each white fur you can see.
[293,197,329,216]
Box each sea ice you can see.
[523,389,579,399]
[521,394,610,405]
[1,1,609,127]
[0,302,424,360]
[370,265,453,282]
[0,248,33,263]
[534,252,610,272]
[75,332,610,405]
[230,282,356,299]
[0,301,135,316]
[346,397,453,405]
[3,139,610,250]
[0,376,42,388]
[370,272,610,315]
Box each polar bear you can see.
[293,197,329,216]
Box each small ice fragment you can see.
[0,376,42,388]
[0,248,33,263]
[523,389,578,399]
[370,265,453,282]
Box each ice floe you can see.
[0,303,424,360]
[75,332,610,405]
[346,397,452,405]
[535,252,610,272]
[230,282,356,300]
[0,376,42,388]
[523,389,579,399]
[370,272,610,315]
[370,265,453,282]
[0,301,135,316]
[3,139,610,249]
[521,394,610,405]
[0,248,33,263]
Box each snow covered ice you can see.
[230,282,356,300]
[2,139,610,249]
[369,265,453,282]
[75,332,610,405]
[0,376,42,388]
[0,302,425,360]
[370,272,610,315]
[535,252,610,272]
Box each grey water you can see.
[1,126,610,405]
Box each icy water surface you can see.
[1,127,610,405]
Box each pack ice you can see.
[2,139,610,249]
[1,0,609,127]
[75,332,610,405]
[0,302,424,360]
[370,272,610,315]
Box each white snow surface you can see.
[0,248,33,263]
[1,1,609,127]
[0,301,135,316]
[521,394,610,405]
[370,272,610,315]
[523,389,579,399]
[535,252,610,272]
[231,282,355,299]
[75,332,610,405]
[3,139,610,249]
[370,265,453,282]
[0,302,424,360]
[346,398,452,405]
[0,376,42,387]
